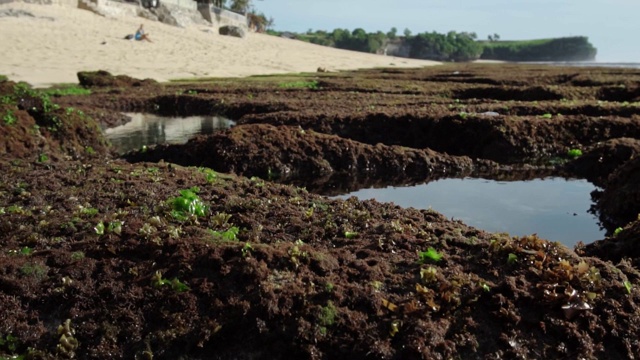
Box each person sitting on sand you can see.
[135,24,152,42]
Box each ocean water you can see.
[527,61,640,69]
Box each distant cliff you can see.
[479,36,597,62]
[272,29,598,63]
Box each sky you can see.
[253,0,640,62]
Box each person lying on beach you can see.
[135,24,152,42]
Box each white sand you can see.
[0,1,440,87]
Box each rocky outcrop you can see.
[123,123,497,183]
[77,0,138,18]
[77,70,157,88]
[77,0,208,27]
[593,156,640,229]
[219,25,246,38]
[566,138,640,186]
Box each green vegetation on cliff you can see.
[288,28,388,54]
[406,31,483,61]
[270,28,597,62]
[480,36,597,61]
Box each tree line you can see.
[405,31,483,61]
[270,27,596,62]
[200,3,596,62]
[272,27,484,61]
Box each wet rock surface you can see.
[2,64,640,359]
[123,123,499,186]
[566,137,640,186]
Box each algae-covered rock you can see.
[77,70,158,88]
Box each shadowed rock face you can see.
[123,123,496,183]
[566,137,640,187]
[592,156,640,228]
[3,65,640,359]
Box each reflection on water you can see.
[104,113,235,154]
[334,177,604,247]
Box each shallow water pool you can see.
[104,113,235,154]
[334,177,604,248]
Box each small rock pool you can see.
[103,114,605,248]
[104,113,235,154]
[333,177,605,248]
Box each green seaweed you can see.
[170,187,208,220]
[418,247,443,263]
[567,148,583,158]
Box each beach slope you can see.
[0,1,440,87]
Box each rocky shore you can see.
[1,64,640,359]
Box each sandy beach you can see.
[0,1,440,87]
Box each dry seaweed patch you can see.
[2,65,640,359]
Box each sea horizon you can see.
[522,61,640,69]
